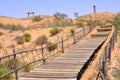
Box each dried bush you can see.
[32,15,42,22]
[35,35,48,45]
[49,27,61,36]
[46,42,57,52]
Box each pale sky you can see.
[0,0,119,18]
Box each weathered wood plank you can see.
[19,32,107,80]
[21,72,77,78]
[19,78,76,80]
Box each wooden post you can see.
[61,38,64,53]
[109,38,112,62]
[83,26,85,37]
[13,49,18,80]
[41,45,45,64]
[115,17,118,42]
[73,33,76,44]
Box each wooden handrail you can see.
[81,26,115,80]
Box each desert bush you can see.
[0,68,12,79]
[0,23,4,28]
[23,33,31,42]
[0,32,3,35]
[49,27,61,36]
[3,24,25,31]
[23,65,31,72]
[32,15,42,22]
[46,42,57,52]
[17,37,24,45]
[35,35,48,45]
[76,21,84,28]
[22,63,32,72]
[3,58,21,69]
[70,28,75,36]
[112,69,120,80]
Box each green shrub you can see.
[46,42,57,52]
[70,28,75,36]
[76,21,84,27]
[112,69,120,80]
[32,15,42,22]
[3,58,21,69]
[0,68,12,79]
[49,27,61,36]
[23,33,31,42]
[35,35,48,45]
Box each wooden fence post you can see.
[13,49,18,80]
[115,17,118,42]
[62,38,64,53]
[41,45,45,64]
[73,33,76,44]
[83,26,85,37]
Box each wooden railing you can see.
[0,26,95,80]
[96,18,118,80]
[98,26,115,80]
[96,25,118,80]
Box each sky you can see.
[0,0,119,19]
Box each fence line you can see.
[95,24,117,80]
[0,25,95,80]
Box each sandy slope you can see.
[0,26,80,56]
[0,16,32,27]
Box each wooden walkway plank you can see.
[19,35,107,80]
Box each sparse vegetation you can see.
[112,69,120,80]
[70,28,75,36]
[0,68,12,79]
[23,33,31,42]
[46,42,57,52]
[22,63,32,72]
[32,15,42,22]
[0,32,4,36]
[0,23,4,28]
[0,23,25,31]
[53,12,68,19]
[35,35,48,45]
[3,58,21,69]
[76,21,84,28]
[17,36,25,45]
[49,27,61,36]
[0,58,21,79]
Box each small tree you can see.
[74,12,79,18]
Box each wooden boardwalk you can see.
[19,31,110,80]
